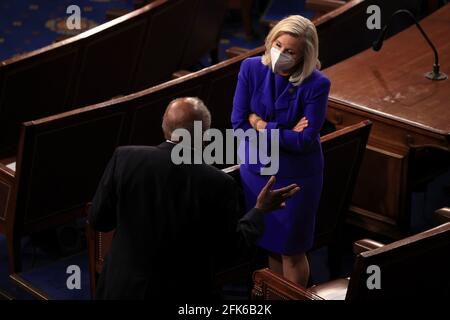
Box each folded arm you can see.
[266,79,330,154]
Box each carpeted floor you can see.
[0,221,91,300]
[0,0,134,61]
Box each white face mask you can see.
[270,47,296,73]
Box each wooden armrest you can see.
[0,156,16,175]
[225,47,251,59]
[306,0,346,12]
[0,288,13,300]
[0,171,13,219]
[0,164,15,178]
[0,159,16,219]
[434,207,450,225]
[172,70,193,79]
[106,8,132,21]
[9,274,50,300]
[353,238,385,255]
[53,34,72,43]
[252,268,323,300]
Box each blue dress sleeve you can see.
[231,59,253,131]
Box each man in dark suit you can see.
[89,97,299,299]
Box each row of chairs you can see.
[0,0,227,155]
[253,215,450,300]
[0,0,423,157]
[12,121,450,300]
[8,210,450,300]
[0,47,260,273]
[226,0,423,69]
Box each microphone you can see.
[372,26,388,52]
[372,9,447,81]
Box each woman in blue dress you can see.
[231,15,331,286]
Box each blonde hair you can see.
[261,15,320,86]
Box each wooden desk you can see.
[323,4,450,238]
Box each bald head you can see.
[162,97,211,141]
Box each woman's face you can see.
[272,33,303,75]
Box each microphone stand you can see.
[372,9,447,81]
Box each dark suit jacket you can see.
[88,142,264,300]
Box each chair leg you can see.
[6,231,22,273]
